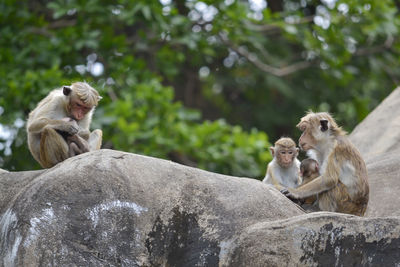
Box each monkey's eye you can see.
[288,151,293,154]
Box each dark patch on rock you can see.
[145,206,220,267]
[300,222,400,266]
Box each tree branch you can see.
[355,35,395,57]
[218,33,313,77]
[48,19,76,29]
[244,16,315,33]
[28,20,76,37]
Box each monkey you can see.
[27,82,102,168]
[300,158,320,185]
[281,111,369,216]
[298,158,320,211]
[262,137,301,191]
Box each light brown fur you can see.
[300,158,319,185]
[27,82,102,168]
[299,158,319,210]
[263,137,301,190]
[282,112,369,216]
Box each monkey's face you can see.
[297,121,316,151]
[276,147,297,168]
[297,113,333,151]
[300,159,319,179]
[69,97,93,121]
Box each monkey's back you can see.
[27,89,65,121]
[26,89,66,164]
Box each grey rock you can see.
[349,87,400,217]
[350,87,400,159]
[364,151,400,217]
[223,212,400,266]
[0,149,303,266]
[1,149,400,266]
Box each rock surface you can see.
[349,87,400,217]
[225,213,400,266]
[363,151,400,217]
[1,150,304,266]
[350,87,400,159]
[1,87,400,266]
[1,147,400,266]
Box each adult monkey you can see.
[27,82,102,168]
[281,112,369,216]
[262,137,301,190]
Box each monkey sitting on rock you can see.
[27,82,102,168]
[263,137,301,190]
[281,111,369,216]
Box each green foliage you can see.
[1,0,399,179]
[0,0,272,178]
[101,78,271,177]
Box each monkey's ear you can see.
[320,119,329,132]
[296,147,299,155]
[269,147,275,157]
[63,86,72,96]
[314,161,319,172]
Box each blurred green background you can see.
[0,0,399,179]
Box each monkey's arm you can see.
[28,118,79,135]
[285,176,336,199]
[263,167,284,191]
[296,174,302,187]
[282,155,340,199]
[294,159,302,186]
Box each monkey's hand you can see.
[280,188,305,205]
[56,120,79,135]
[280,188,299,201]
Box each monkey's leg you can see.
[88,129,102,151]
[68,142,83,157]
[40,127,69,168]
[67,134,89,153]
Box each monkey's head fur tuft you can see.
[274,137,296,149]
[71,82,102,107]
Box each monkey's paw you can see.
[66,122,79,135]
[280,188,298,201]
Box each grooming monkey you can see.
[281,112,369,216]
[27,82,102,168]
[263,137,301,190]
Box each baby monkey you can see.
[299,158,320,211]
[263,137,301,190]
[300,158,319,185]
